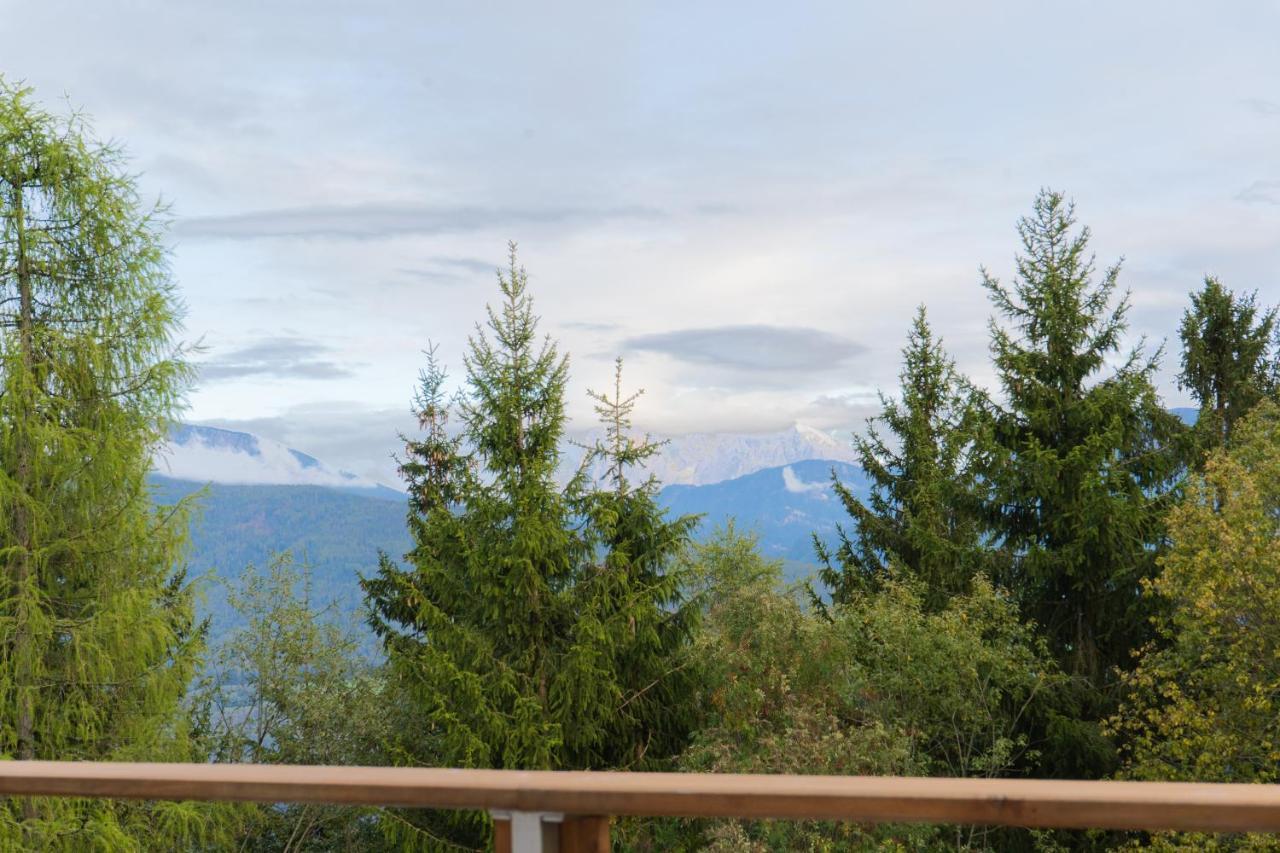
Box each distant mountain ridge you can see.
[153,456,859,645]
[155,412,1204,641]
[157,422,857,493]
[155,425,403,499]
[662,458,868,577]
[150,424,864,640]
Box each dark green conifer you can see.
[981,190,1184,685]
[1178,275,1277,452]
[0,82,219,847]
[363,248,696,848]
[816,307,988,611]
[573,358,700,770]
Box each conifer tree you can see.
[981,190,1184,684]
[1178,275,1277,452]
[816,306,988,611]
[363,248,697,848]
[0,83,218,847]
[573,358,700,770]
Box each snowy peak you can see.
[154,425,402,497]
[562,422,856,487]
[154,420,855,496]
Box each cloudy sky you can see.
[5,1,1280,484]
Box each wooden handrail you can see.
[0,762,1276,834]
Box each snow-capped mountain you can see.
[561,422,857,486]
[149,423,866,642]
[155,422,857,494]
[153,425,403,499]
[662,458,869,571]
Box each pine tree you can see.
[1178,275,1277,452]
[0,82,220,847]
[815,306,988,611]
[981,190,1184,685]
[362,248,697,848]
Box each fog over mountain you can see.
[154,425,404,498]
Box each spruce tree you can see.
[0,83,217,847]
[1178,275,1277,451]
[815,306,988,611]
[573,358,699,770]
[981,190,1184,684]
[363,248,697,848]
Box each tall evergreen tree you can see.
[574,358,700,770]
[0,83,218,847]
[363,248,697,848]
[981,190,1184,685]
[1178,275,1277,451]
[815,306,988,611]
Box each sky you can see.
[4,1,1280,485]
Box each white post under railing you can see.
[491,810,562,853]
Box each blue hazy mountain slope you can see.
[151,458,868,643]
[659,459,870,580]
[150,476,411,646]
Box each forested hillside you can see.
[149,476,411,647]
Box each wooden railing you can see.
[1,762,1279,851]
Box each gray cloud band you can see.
[174,203,662,241]
[196,337,357,381]
[623,325,866,372]
[1238,180,1280,205]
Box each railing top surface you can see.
[0,762,1276,833]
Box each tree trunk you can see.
[12,178,38,826]
[11,178,35,758]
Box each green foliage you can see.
[194,553,391,851]
[1101,402,1280,853]
[981,189,1184,686]
[644,527,1062,851]
[0,80,227,848]
[362,247,697,849]
[815,306,990,611]
[1178,276,1278,454]
[1107,401,1280,849]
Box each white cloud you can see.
[782,466,828,495]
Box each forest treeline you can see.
[4,83,1280,852]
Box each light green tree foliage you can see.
[982,189,1184,686]
[816,306,990,611]
[660,527,1061,852]
[0,82,222,848]
[195,553,390,851]
[362,247,697,849]
[1178,276,1278,454]
[1107,401,1280,850]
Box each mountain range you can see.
[151,424,864,641]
